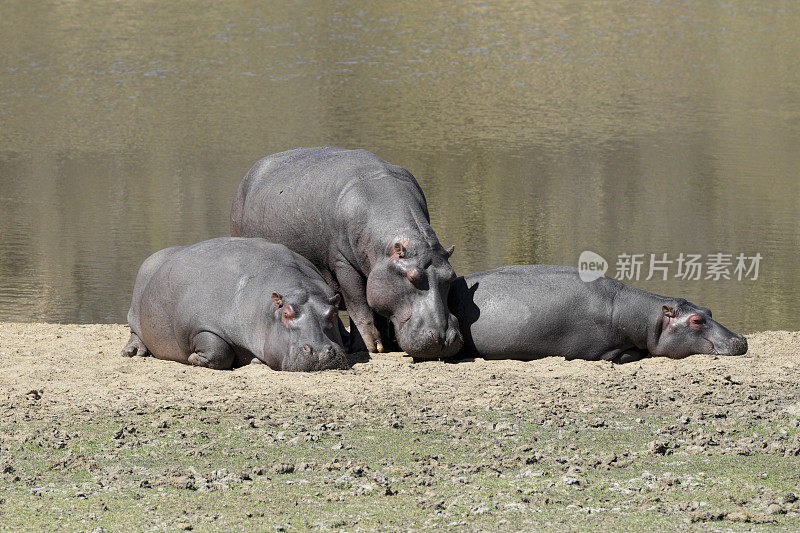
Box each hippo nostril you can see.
[446,329,454,343]
[428,331,448,349]
[446,327,460,345]
[734,336,748,355]
[303,344,311,352]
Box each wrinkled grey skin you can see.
[448,265,748,363]
[230,147,463,359]
[122,238,347,371]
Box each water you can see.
[1,0,798,332]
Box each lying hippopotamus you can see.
[230,147,463,359]
[448,265,748,363]
[122,237,348,371]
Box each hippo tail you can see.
[127,246,181,334]
[231,156,279,237]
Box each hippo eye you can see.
[688,314,705,328]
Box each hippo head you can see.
[263,291,348,371]
[649,300,748,359]
[366,237,463,359]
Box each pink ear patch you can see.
[271,292,283,310]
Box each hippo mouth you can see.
[705,338,716,355]
[706,336,748,357]
[282,344,349,372]
[393,320,463,359]
[700,336,748,357]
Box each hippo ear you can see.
[271,292,283,309]
[392,242,406,259]
[328,293,341,307]
[662,305,677,318]
[444,245,455,258]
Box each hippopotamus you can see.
[122,237,348,371]
[448,265,748,363]
[230,147,463,359]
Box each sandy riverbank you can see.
[1,323,799,530]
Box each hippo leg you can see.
[121,333,149,358]
[187,331,235,370]
[376,315,400,351]
[334,261,383,352]
[345,313,398,353]
[614,348,650,364]
[337,316,353,349]
[344,320,368,353]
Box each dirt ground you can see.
[1,323,800,531]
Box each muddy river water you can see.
[0,1,798,332]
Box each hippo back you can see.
[230,147,430,276]
[450,265,621,360]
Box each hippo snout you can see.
[283,343,348,371]
[726,335,748,356]
[396,319,463,360]
[318,344,349,370]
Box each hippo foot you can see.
[250,357,263,365]
[121,333,149,358]
[187,352,233,370]
[187,332,235,370]
[612,348,651,364]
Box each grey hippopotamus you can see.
[230,147,463,359]
[122,237,348,371]
[448,265,748,363]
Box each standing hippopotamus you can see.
[230,147,463,359]
[448,265,748,363]
[122,237,348,371]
